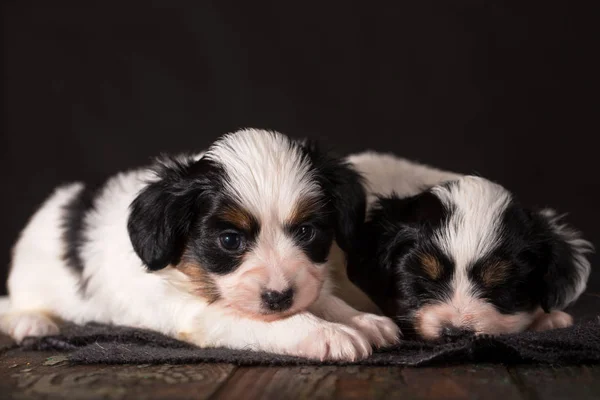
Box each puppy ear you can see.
[127,155,217,271]
[347,192,445,314]
[532,208,594,312]
[301,141,366,253]
[367,191,446,271]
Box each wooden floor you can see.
[1,334,599,400]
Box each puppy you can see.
[0,130,399,360]
[345,152,593,341]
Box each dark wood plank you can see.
[401,365,524,400]
[334,366,414,399]
[210,366,340,400]
[0,347,236,400]
[510,365,600,400]
[210,365,524,400]
[210,366,411,400]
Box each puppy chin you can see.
[413,299,537,341]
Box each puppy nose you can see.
[261,288,294,312]
[441,325,475,341]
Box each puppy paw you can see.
[0,312,60,344]
[350,313,401,348]
[529,310,573,332]
[293,322,371,361]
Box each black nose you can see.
[261,288,294,312]
[441,325,475,341]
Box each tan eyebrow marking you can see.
[218,204,257,231]
[420,254,443,280]
[287,197,322,226]
[481,260,511,286]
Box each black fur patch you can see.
[300,140,366,256]
[528,208,586,312]
[61,182,103,275]
[127,155,224,271]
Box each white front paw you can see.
[293,322,371,361]
[0,312,60,344]
[529,310,573,332]
[350,313,401,348]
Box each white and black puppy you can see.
[345,152,593,341]
[0,130,399,360]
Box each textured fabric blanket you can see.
[18,314,600,367]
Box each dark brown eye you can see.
[296,225,316,243]
[219,232,244,251]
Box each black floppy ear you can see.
[367,191,447,271]
[531,209,594,313]
[301,141,366,253]
[127,155,217,271]
[346,191,448,315]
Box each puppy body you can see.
[347,151,462,209]
[346,151,593,340]
[1,130,399,360]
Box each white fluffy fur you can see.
[0,130,399,361]
[0,297,10,315]
[206,130,321,222]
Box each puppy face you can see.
[355,176,593,341]
[127,129,365,320]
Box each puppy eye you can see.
[296,225,316,243]
[219,232,244,251]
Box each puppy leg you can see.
[528,310,573,331]
[309,295,401,348]
[0,311,60,344]
[179,308,372,361]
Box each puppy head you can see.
[127,129,365,320]
[361,176,593,340]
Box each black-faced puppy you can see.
[346,152,593,341]
[0,130,399,360]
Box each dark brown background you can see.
[1,1,597,295]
